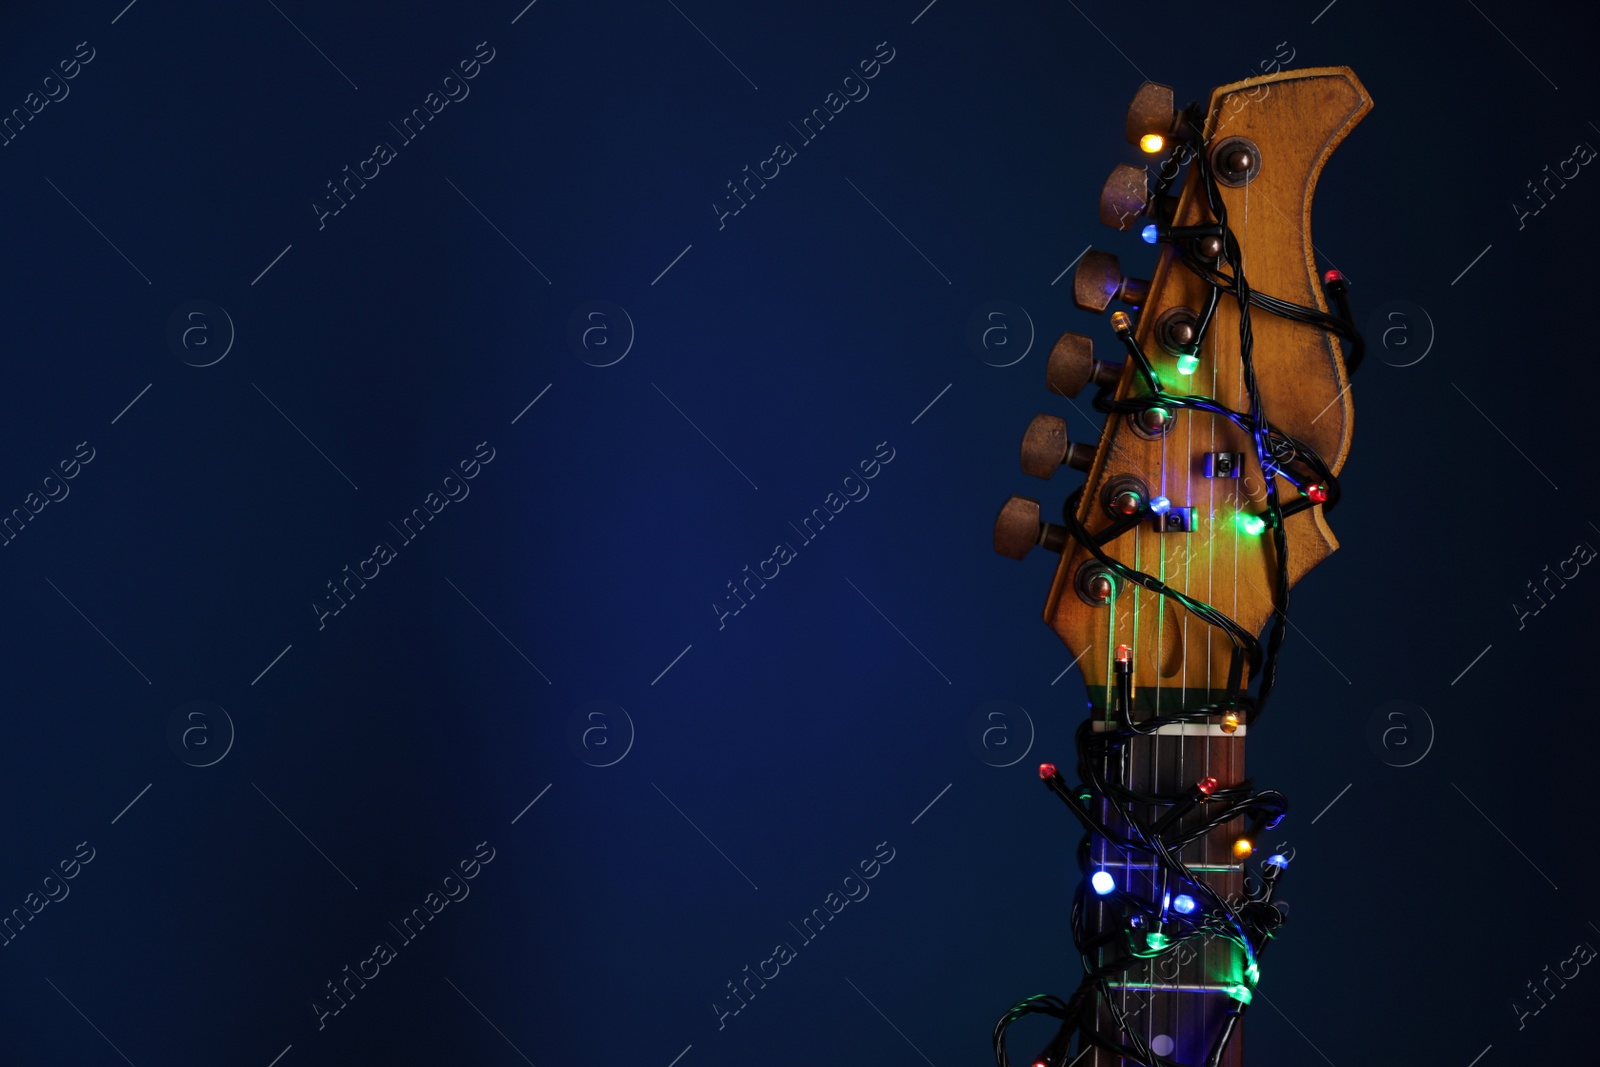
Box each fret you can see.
[1092,861,1243,873]
[1105,983,1245,995]
[1090,721,1247,737]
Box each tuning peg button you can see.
[1125,81,1184,149]
[1101,163,1180,230]
[1021,414,1097,479]
[994,496,1068,560]
[1074,251,1150,313]
[1047,331,1123,398]
[1099,164,1149,231]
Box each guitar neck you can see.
[990,66,1371,1067]
[1087,713,1248,1067]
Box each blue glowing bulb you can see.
[1091,870,1116,895]
[1265,854,1290,869]
[1149,496,1171,515]
[1173,894,1197,915]
[1141,223,1159,244]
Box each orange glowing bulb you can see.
[1232,837,1254,859]
[1221,712,1240,734]
[1139,133,1165,154]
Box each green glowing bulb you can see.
[1238,514,1266,536]
[1247,961,1260,984]
[1176,353,1200,375]
[1226,984,1253,1005]
[1146,931,1170,951]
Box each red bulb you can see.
[1323,268,1343,285]
[1116,644,1131,663]
[1039,763,1058,780]
[1197,776,1218,795]
[1307,483,1329,503]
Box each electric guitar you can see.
[991,67,1372,1067]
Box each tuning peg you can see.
[1125,81,1185,153]
[1099,164,1180,231]
[1099,164,1149,231]
[1047,331,1123,398]
[1074,251,1150,314]
[1021,414,1096,479]
[994,496,1068,561]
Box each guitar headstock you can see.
[996,67,1371,713]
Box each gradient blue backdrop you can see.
[0,1,1588,1064]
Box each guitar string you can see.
[1149,389,1171,1056]
[1109,581,1122,1066]
[1166,269,1185,1057]
[1125,592,1138,1065]
[1201,236,1220,1067]
[1230,174,1250,1067]
[1158,356,1171,1062]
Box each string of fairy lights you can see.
[992,98,1366,1067]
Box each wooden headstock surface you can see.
[1042,67,1371,709]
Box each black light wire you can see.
[992,105,1363,1067]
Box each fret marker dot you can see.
[1152,1035,1175,1056]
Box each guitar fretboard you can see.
[1088,716,1248,1067]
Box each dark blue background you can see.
[0,1,1589,1064]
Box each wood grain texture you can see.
[1042,67,1372,711]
